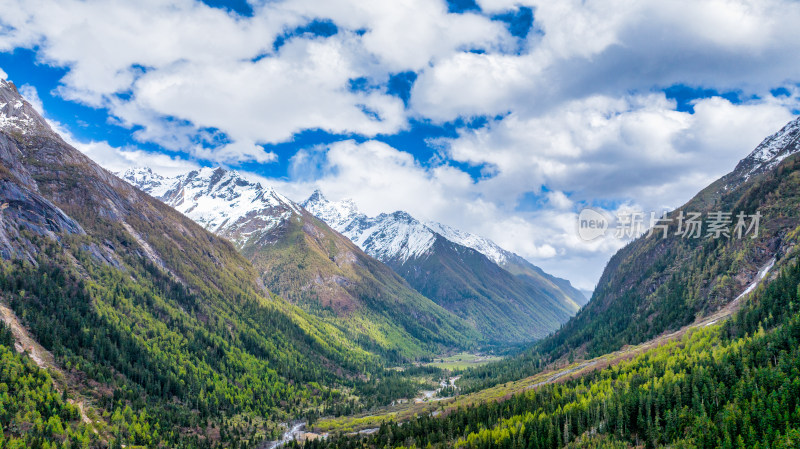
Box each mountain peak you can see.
[0,78,18,94]
[425,220,511,266]
[732,116,800,182]
[124,166,300,243]
[302,189,360,229]
[388,210,416,223]
[307,188,328,203]
[0,78,51,135]
[121,167,173,197]
[122,166,160,180]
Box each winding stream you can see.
[263,421,306,449]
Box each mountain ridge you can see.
[0,76,397,446]
[302,190,587,343]
[122,166,481,358]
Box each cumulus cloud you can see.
[411,0,800,122]
[261,91,798,289]
[442,93,797,210]
[10,84,200,177]
[0,0,514,162]
[70,138,201,176]
[3,0,800,289]
[281,0,514,71]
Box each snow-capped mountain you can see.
[303,190,512,266]
[303,191,587,342]
[123,166,586,343]
[732,116,800,183]
[302,190,579,294]
[121,167,480,355]
[122,167,300,245]
[304,190,438,263]
[424,220,512,266]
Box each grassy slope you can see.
[241,212,480,361]
[389,237,576,344]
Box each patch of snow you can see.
[121,167,174,198]
[743,117,800,178]
[425,220,510,265]
[303,192,520,265]
[122,167,303,245]
[734,258,775,302]
[303,194,437,263]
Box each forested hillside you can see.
[541,117,800,360]
[301,231,800,449]
[0,76,428,447]
[122,167,480,361]
[456,118,800,394]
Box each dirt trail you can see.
[0,301,94,425]
[525,361,597,391]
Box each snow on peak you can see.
[302,190,360,230]
[424,220,510,266]
[122,166,301,244]
[302,190,518,266]
[307,189,327,203]
[121,167,173,198]
[742,116,800,176]
[303,192,436,262]
[0,79,48,135]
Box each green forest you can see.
[0,232,438,448]
[298,257,800,449]
[2,66,800,449]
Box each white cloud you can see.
[130,36,406,145]
[281,0,514,71]
[0,0,515,163]
[0,67,7,80]
[18,84,43,113]
[44,119,201,176]
[260,91,798,289]
[3,0,800,289]
[411,0,800,122]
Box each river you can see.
[263,421,307,449]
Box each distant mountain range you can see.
[121,167,479,359]
[123,168,586,344]
[302,191,586,343]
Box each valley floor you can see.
[311,258,776,436]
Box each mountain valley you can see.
[3,72,800,449]
[122,167,584,347]
[302,191,585,343]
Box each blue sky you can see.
[2,0,800,288]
